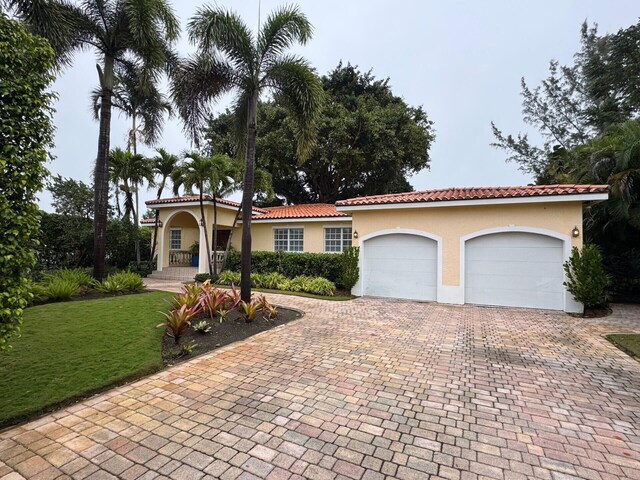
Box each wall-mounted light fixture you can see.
[571,226,580,238]
[200,218,205,226]
[353,230,359,239]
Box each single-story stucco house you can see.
[144,184,608,312]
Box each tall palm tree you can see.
[9,0,179,279]
[91,61,173,156]
[109,147,134,221]
[149,148,179,262]
[171,5,323,301]
[109,148,154,226]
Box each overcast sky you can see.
[41,0,639,211]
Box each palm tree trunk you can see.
[149,180,165,266]
[132,113,141,267]
[93,57,114,281]
[199,185,213,274]
[240,91,258,302]
[221,204,242,271]
[213,196,219,275]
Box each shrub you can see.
[199,282,228,322]
[224,250,344,286]
[95,271,145,294]
[0,15,55,351]
[157,304,197,343]
[128,259,155,278]
[340,247,360,290]
[46,268,93,287]
[564,244,611,310]
[255,295,278,320]
[43,278,79,301]
[218,271,241,285]
[239,300,259,323]
[194,273,219,283]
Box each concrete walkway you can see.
[1,280,639,479]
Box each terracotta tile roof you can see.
[335,184,609,207]
[146,195,268,213]
[140,218,161,226]
[252,203,349,220]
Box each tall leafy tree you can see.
[205,63,434,205]
[9,0,179,279]
[491,20,640,181]
[171,4,323,301]
[47,175,94,219]
[149,148,179,262]
[0,13,54,351]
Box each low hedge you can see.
[224,250,344,287]
[214,270,336,296]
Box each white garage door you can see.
[465,232,565,310]
[363,234,437,301]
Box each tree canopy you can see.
[491,20,640,181]
[47,175,94,219]
[205,63,435,205]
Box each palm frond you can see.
[171,53,238,145]
[263,55,324,161]
[188,5,254,74]
[258,5,312,67]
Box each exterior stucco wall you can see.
[232,221,352,253]
[349,201,583,287]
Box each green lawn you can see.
[0,291,173,428]
[607,334,640,359]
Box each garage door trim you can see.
[359,228,443,299]
[460,226,574,311]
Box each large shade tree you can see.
[171,4,323,301]
[205,63,435,205]
[8,0,179,279]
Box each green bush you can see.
[44,278,79,301]
[194,273,219,283]
[564,244,611,309]
[224,250,344,286]
[0,15,55,350]
[218,271,241,285]
[45,268,93,287]
[340,247,360,290]
[218,270,335,296]
[128,260,155,278]
[96,272,145,294]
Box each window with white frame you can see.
[274,227,304,252]
[169,228,182,250]
[324,226,352,253]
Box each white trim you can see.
[272,226,305,252]
[162,209,200,269]
[459,226,581,313]
[240,216,351,224]
[356,228,443,301]
[149,200,263,215]
[336,193,608,212]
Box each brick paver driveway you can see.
[1,282,639,480]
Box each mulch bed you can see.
[161,307,303,365]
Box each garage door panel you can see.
[466,288,562,309]
[466,273,563,292]
[466,246,563,263]
[465,232,565,310]
[466,259,563,276]
[363,233,437,302]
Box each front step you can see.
[148,267,198,282]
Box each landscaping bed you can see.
[162,306,302,364]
